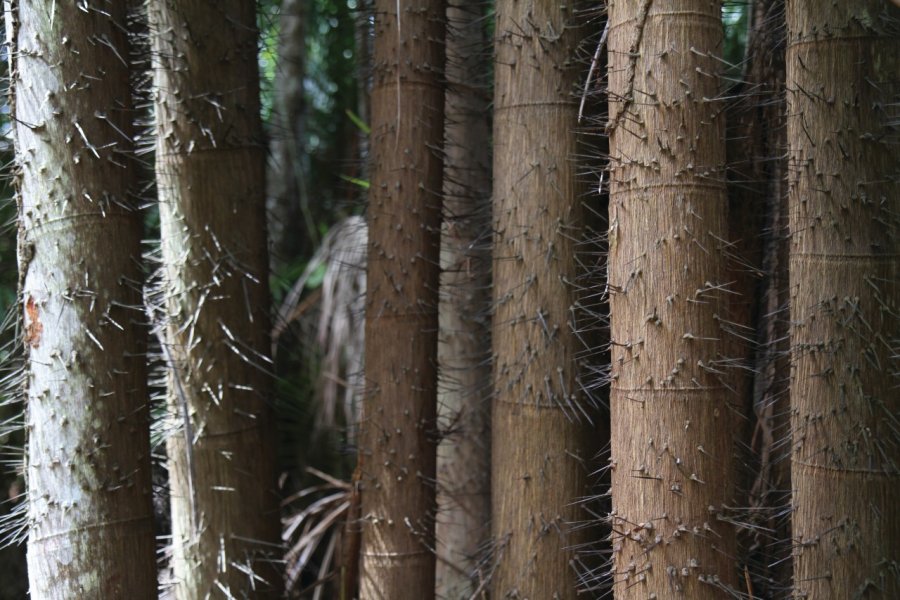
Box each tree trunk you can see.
[267,0,311,267]
[354,0,372,173]
[607,0,740,597]
[435,0,492,596]
[786,2,900,598]
[490,0,593,596]
[725,1,791,596]
[148,1,281,597]
[357,0,445,596]
[10,2,157,597]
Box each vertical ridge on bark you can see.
[148,1,281,596]
[435,0,492,596]
[358,0,446,596]
[607,1,740,597]
[490,0,593,596]
[10,2,157,596]
[786,2,900,598]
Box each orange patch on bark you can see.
[24,296,42,348]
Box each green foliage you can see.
[263,0,366,521]
[339,174,370,190]
[258,2,281,122]
[265,0,364,296]
[723,1,750,80]
[305,0,362,216]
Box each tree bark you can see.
[725,0,785,468]
[10,1,156,597]
[357,0,445,597]
[607,0,740,597]
[148,1,281,597]
[435,0,492,596]
[786,2,900,598]
[725,1,791,596]
[490,0,593,596]
[267,0,310,267]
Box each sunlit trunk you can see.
[10,2,156,596]
[149,1,281,596]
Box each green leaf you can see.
[306,262,327,289]
[339,174,370,189]
[345,109,371,135]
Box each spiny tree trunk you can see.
[607,0,740,597]
[148,1,281,596]
[435,0,492,595]
[490,0,592,596]
[786,2,900,598]
[725,1,791,596]
[357,0,445,596]
[10,2,156,597]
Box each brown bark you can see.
[435,0,492,596]
[10,2,156,597]
[490,0,593,596]
[149,1,281,597]
[357,0,445,596]
[786,2,900,598]
[607,0,740,597]
[725,1,792,596]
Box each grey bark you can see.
[435,0,492,596]
[9,1,157,597]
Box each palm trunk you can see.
[786,2,900,598]
[490,0,593,596]
[435,0,492,595]
[724,1,791,596]
[727,2,792,596]
[10,2,156,596]
[268,0,310,266]
[148,1,281,596]
[357,0,446,596]
[607,0,740,597]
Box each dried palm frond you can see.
[282,467,352,598]
[274,216,367,437]
[275,217,367,596]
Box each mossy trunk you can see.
[786,2,900,598]
[148,1,281,596]
[10,2,156,597]
[357,0,446,596]
[435,0,492,595]
[490,0,592,596]
[607,0,740,597]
